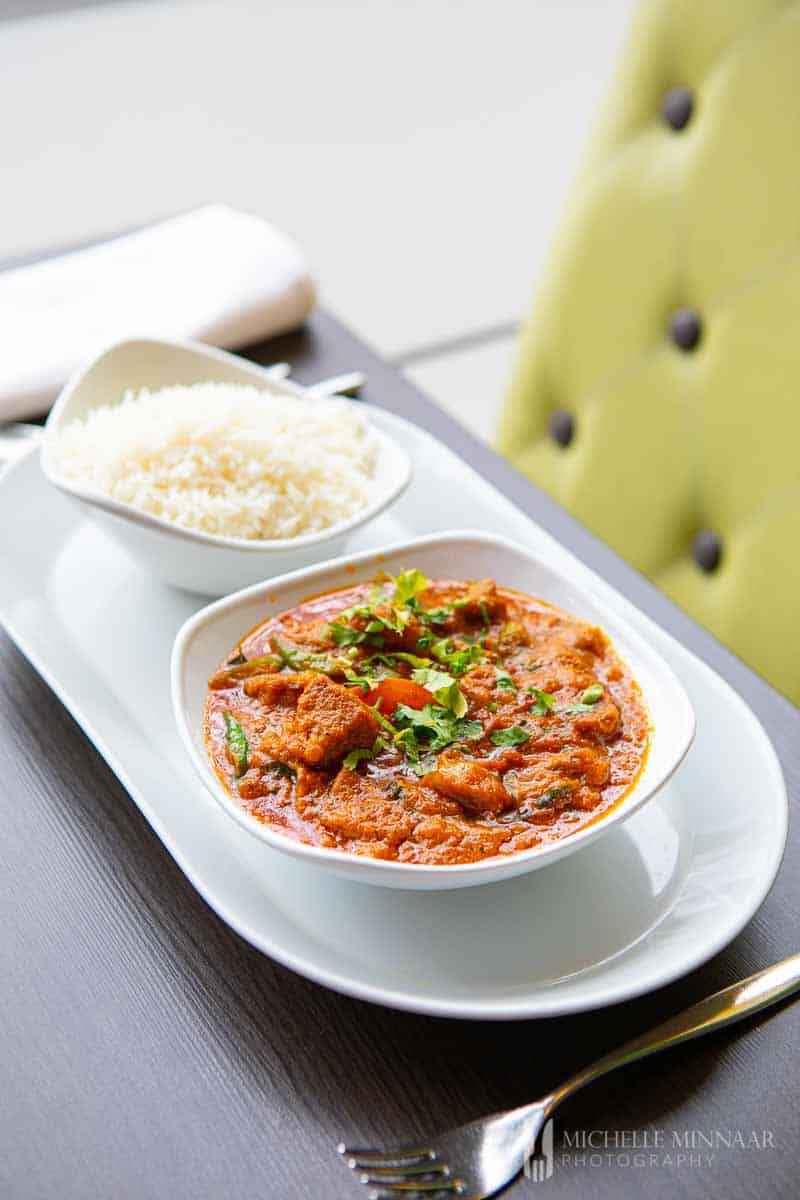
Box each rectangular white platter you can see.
[0,410,787,1019]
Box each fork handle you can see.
[545,951,800,1113]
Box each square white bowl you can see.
[40,337,411,596]
[171,530,695,889]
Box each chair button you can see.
[670,307,702,351]
[693,531,722,572]
[549,410,574,447]
[662,87,694,131]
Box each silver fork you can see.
[338,951,800,1199]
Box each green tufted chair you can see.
[498,0,800,705]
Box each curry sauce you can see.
[205,572,650,865]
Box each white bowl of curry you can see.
[172,532,695,889]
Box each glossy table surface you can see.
[1,308,798,1199]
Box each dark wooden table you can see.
[2,310,798,1200]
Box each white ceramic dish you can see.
[172,531,695,890]
[0,416,787,1017]
[40,337,411,596]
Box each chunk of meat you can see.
[424,755,513,815]
[546,746,611,787]
[494,620,530,654]
[455,579,506,623]
[563,621,608,657]
[307,769,417,855]
[573,695,620,738]
[504,744,610,808]
[399,814,515,863]
[259,673,379,769]
[458,662,501,709]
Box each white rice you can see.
[51,382,378,540]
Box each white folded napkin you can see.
[0,205,316,422]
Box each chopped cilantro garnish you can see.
[494,664,517,692]
[393,568,429,607]
[343,747,373,769]
[343,669,371,695]
[329,622,369,647]
[343,736,386,771]
[561,685,604,715]
[479,600,491,629]
[489,725,530,747]
[342,660,400,694]
[394,703,483,754]
[369,698,400,738]
[418,606,453,627]
[273,636,348,673]
[410,665,467,717]
[372,650,429,670]
[527,687,557,716]
[429,637,483,676]
[415,754,439,777]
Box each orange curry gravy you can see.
[205,573,650,865]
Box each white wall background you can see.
[0,0,635,437]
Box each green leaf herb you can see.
[273,636,349,674]
[527,687,557,717]
[394,703,483,754]
[418,606,454,627]
[368,699,401,739]
[415,754,439,777]
[328,621,369,648]
[343,735,388,770]
[372,650,429,670]
[489,725,530,747]
[494,664,517,692]
[223,712,249,776]
[561,686,604,715]
[429,637,483,676]
[393,568,429,607]
[410,665,467,717]
[343,745,375,770]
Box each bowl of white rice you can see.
[41,338,411,595]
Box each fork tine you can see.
[360,1163,450,1180]
[339,1145,437,1168]
[365,1183,464,1199]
